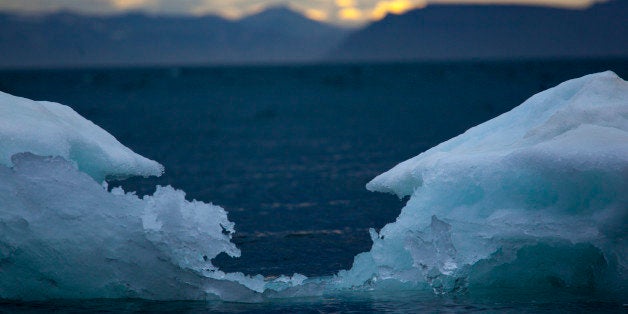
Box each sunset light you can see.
[0,0,609,25]
[339,7,364,20]
[109,0,149,10]
[371,0,426,20]
[304,8,329,21]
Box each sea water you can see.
[0,60,626,312]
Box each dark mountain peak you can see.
[588,0,628,12]
[238,5,347,42]
[397,0,626,16]
[0,5,348,68]
[330,0,627,62]
[243,5,304,21]
[252,5,297,15]
[240,5,331,30]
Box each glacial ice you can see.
[0,92,163,181]
[0,92,269,301]
[0,152,270,300]
[0,71,626,301]
[335,71,628,295]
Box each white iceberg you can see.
[0,92,266,301]
[0,71,626,301]
[0,92,163,181]
[336,71,628,295]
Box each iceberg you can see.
[0,92,163,181]
[335,71,627,296]
[0,71,626,301]
[0,92,266,301]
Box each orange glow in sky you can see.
[109,0,150,10]
[0,0,609,26]
[371,0,427,20]
[304,8,329,21]
[339,7,364,20]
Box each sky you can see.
[0,0,609,26]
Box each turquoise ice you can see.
[0,71,626,300]
[336,71,627,295]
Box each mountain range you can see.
[0,1,626,68]
[330,0,628,61]
[0,7,349,68]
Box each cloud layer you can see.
[0,0,608,25]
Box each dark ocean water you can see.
[0,291,624,313]
[1,59,626,312]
